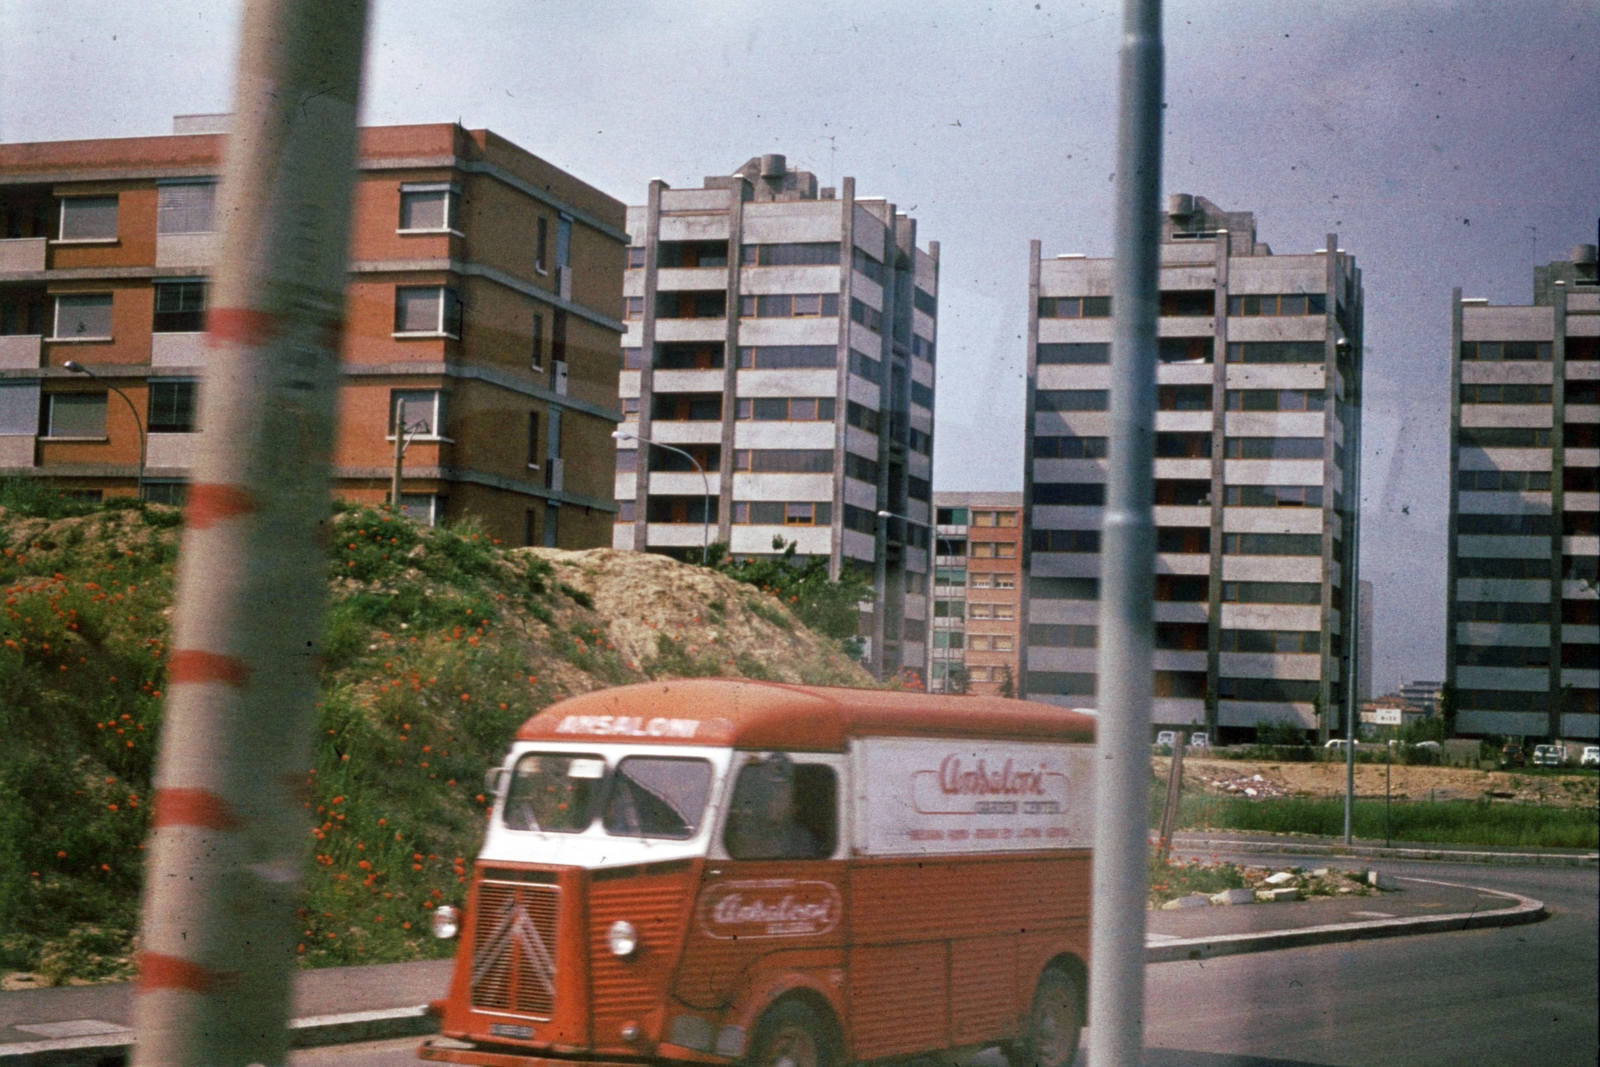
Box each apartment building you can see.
[0,118,625,546]
[1021,195,1364,743]
[616,154,938,679]
[930,492,1024,695]
[1445,244,1600,742]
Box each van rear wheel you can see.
[1007,968,1082,1067]
[749,1000,836,1067]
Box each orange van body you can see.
[420,679,1096,1067]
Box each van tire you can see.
[1007,968,1082,1067]
[748,1000,837,1067]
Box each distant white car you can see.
[1412,741,1442,751]
[1155,730,1178,748]
[1531,744,1568,767]
[1188,732,1210,749]
[1581,746,1600,768]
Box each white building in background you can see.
[615,155,939,680]
[1020,194,1364,743]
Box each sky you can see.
[2,0,1596,693]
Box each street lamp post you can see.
[64,360,145,499]
[613,428,711,562]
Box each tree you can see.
[1438,682,1457,737]
[712,538,872,651]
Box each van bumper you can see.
[418,1040,651,1067]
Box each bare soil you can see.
[1158,756,1600,808]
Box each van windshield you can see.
[503,752,606,832]
[602,757,714,839]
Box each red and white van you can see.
[420,679,1096,1067]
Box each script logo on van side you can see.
[696,879,842,940]
[911,755,1069,816]
[554,715,699,738]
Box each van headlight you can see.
[607,920,639,957]
[431,905,460,940]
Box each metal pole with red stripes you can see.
[132,4,368,1066]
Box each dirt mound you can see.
[1162,757,1599,808]
[520,547,869,690]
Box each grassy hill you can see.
[0,496,869,986]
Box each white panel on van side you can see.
[851,738,1095,856]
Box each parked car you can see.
[1324,739,1359,753]
[1155,730,1178,749]
[1530,744,1568,767]
[1499,743,1525,768]
[1581,746,1600,768]
[1188,732,1210,750]
[1412,741,1442,752]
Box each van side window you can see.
[723,757,837,860]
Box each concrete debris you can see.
[1368,870,1401,891]
[1160,893,1212,910]
[1203,773,1293,799]
[1257,886,1302,903]
[1263,871,1296,886]
[1210,888,1256,906]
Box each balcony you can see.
[0,238,47,272]
[0,334,42,369]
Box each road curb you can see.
[1170,835,1600,867]
[0,1006,438,1067]
[1145,876,1547,963]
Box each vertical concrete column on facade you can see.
[1205,231,1230,740]
[1317,234,1340,744]
[132,4,367,1067]
[1018,241,1044,695]
[1445,289,1465,708]
[869,205,899,677]
[631,180,665,551]
[829,178,856,581]
[716,180,748,546]
[922,239,941,688]
[1548,287,1567,740]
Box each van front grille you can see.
[470,882,561,1018]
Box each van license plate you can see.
[489,1024,534,1040]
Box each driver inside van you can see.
[724,753,820,860]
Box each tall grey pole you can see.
[1088,0,1162,1064]
[132,4,367,1067]
[1343,346,1362,844]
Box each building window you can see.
[933,632,965,650]
[535,217,549,274]
[1226,293,1327,317]
[1456,470,1550,492]
[58,196,118,241]
[531,313,544,368]
[1158,385,1212,411]
[909,427,933,455]
[992,635,1015,651]
[148,379,198,434]
[400,493,442,526]
[544,503,559,547]
[394,287,462,337]
[1156,527,1210,554]
[616,500,636,524]
[1460,384,1553,405]
[661,292,727,319]
[1224,437,1323,459]
[1033,529,1101,552]
[1224,485,1323,508]
[736,397,836,421]
[142,480,188,505]
[742,293,840,319]
[733,449,834,473]
[622,347,644,371]
[1226,342,1323,364]
[994,575,1015,589]
[1220,629,1320,653]
[152,281,207,333]
[46,393,107,438]
[730,501,832,525]
[851,247,886,284]
[398,184,458,232]
[627,246,646,269]
[844,452,879,484]
[1459,341,1552,362]
[1157,432,1212,458]
[741,242,841,267]
[157,182,217,234]
[1223,532,1322,556]
[1035,435,1108,459]
[910,380,934,410]
[739,345,837,370]
[1037,296,1111,319]
[1221,582,1322,605]
[849,349,883,383]
[1,296,46,336]
[52,294,114,341]
[556,216,572,270]
[622,397,640,416]
[526,411,541,468]
[652,394,722,421]
[1038,343,1110,365]
[1225,389,1325,412]
[911,334,936,363]
[1033,483,1106,506]
[1036,390,1108,412]
[390,389,443,437]
[848,298,882,332]
[1159,290,1214,317]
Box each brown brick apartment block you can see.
[0,118,626,547]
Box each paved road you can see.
[287,858,1597,1067]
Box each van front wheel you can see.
[749,1001,836,1067]
[1008,968,1082,1067]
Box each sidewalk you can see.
[0,876,1546,1064]
[1167,828,1600,866]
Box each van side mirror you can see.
[484,766,511,798]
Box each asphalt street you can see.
[286,858,1597,1067]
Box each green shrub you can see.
[1175,795,1598,849]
